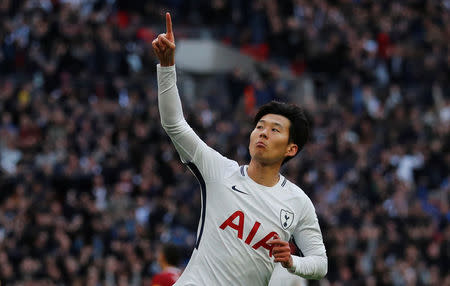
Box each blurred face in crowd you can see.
[157,248,167,268]
[249,114,297,166]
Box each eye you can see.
[272,128,279,132]
[256,125,263,129]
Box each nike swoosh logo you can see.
[231,185,249,195]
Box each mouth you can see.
[256,141,266,148]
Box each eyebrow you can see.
[258,119,284,129]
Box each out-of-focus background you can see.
[0,0,449,285]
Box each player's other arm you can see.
[289,198,328,279]
[268,199,327,280]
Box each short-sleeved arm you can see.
[157,65,237,181]
[289,196,328,279]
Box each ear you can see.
[285,143,298,157]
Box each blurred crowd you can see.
[0,0,449,285]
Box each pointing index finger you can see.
[166,12,173,35]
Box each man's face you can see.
[249,114,297,165]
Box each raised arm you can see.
[152,12,198,162]
[152,13,238,178]
[153,13,182,128]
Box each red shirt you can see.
[151,267,181,286]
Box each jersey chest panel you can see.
[202,172,299,259]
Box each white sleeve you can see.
[157,64,238,181]
[289,196,328,280]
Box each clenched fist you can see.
[267,235,294,269]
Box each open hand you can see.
[152,12,175,66]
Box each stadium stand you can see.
[0,0,448,285]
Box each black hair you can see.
[162,243,180,266]
[253,101,310,164]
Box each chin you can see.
[251,155,274,166]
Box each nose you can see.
[259,128,268,138]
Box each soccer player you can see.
[152,12,327,285]
[151,243,182,286]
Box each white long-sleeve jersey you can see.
[157,65,327,286]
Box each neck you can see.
[247,160,281,187]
